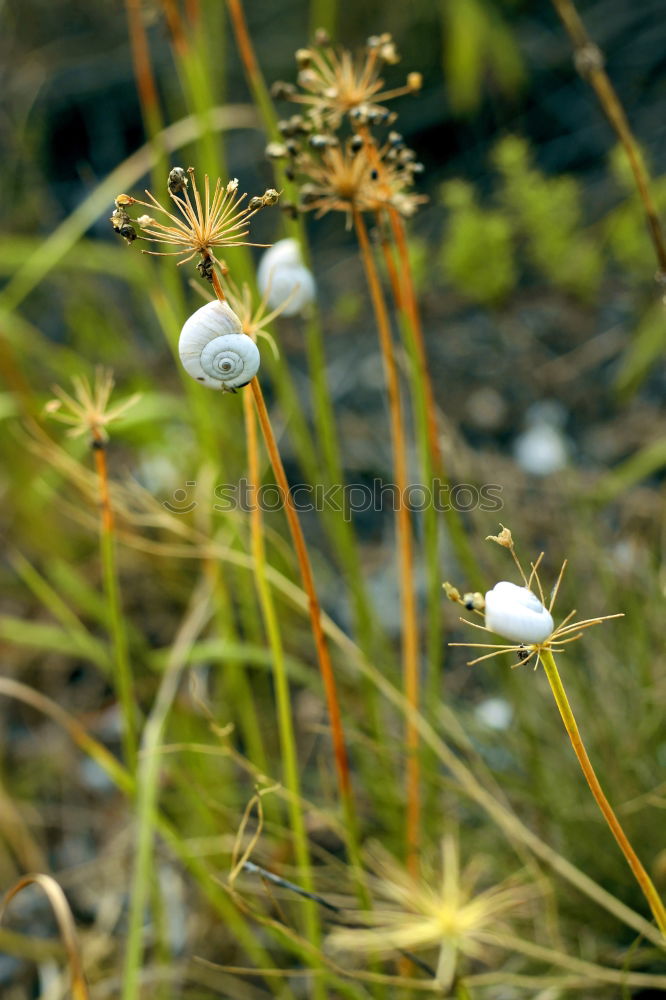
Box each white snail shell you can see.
[257,238,316,316]
[178,300,260,391]
[484,581,554,644]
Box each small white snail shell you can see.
[484,581,554,644]
[257,238,316,316]
[178,300,260,391]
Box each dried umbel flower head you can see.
[445,527,622,670]
[45,368,141,443]
[278,32,422,130]
[272,135,425,224]
[328,837,530,989]
[111,167,279,273]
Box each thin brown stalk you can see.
[124,0,161,122]
[160,0,189,56]
[353,208,421,877]
[1,874,89,1000]
[208,268,357,839]
[92,432,114,534]
[226,0,264,101]
[386,208,440,464]
[551,0,666,277]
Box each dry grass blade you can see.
[0,873,89,1000]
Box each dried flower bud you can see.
[226,178,239,194]
[299,184,320,205]
[295,47,313,68]
[407,71,423,92]
[463,592,485,612]
[298,68,319,89]
[136,214,154,227]
[486,526,514,549]
[379,41,399,64]
[313,27,330,46]
[262,188,280,206]
[266,141,288,159]
[168,166,189,196]
[114,193,133,207]
[109,206,138,243]
[248,196,264,211]
[270,80,297,100]
[196,256,215,281]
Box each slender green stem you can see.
[122,583,211,1000]
[94,440,136,770]
[242,388,325,992]
[541,647,666,936]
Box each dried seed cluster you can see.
[110,166,280,279]
[268,32,426,222]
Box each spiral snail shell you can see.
[178,300,260,391]
[257,238,315,316]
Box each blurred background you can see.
[1,1,666,997]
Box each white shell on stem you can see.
[484,581,554,644]
[178,300,260,390]
[257,238,315,316]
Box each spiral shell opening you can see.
[178,300,260,390]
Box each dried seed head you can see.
[112,168,273,270]
[168,166,189,196]
[262,188,280,206]
[248,196,264,211]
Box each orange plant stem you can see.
[226,0,263,95]
[249,376,352,799]
[353,209,421,876]
[209,269,354,818]
[124,0,162,125]
[541,649,666,936]
[92,434,114,535]
[386,207,442,468]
